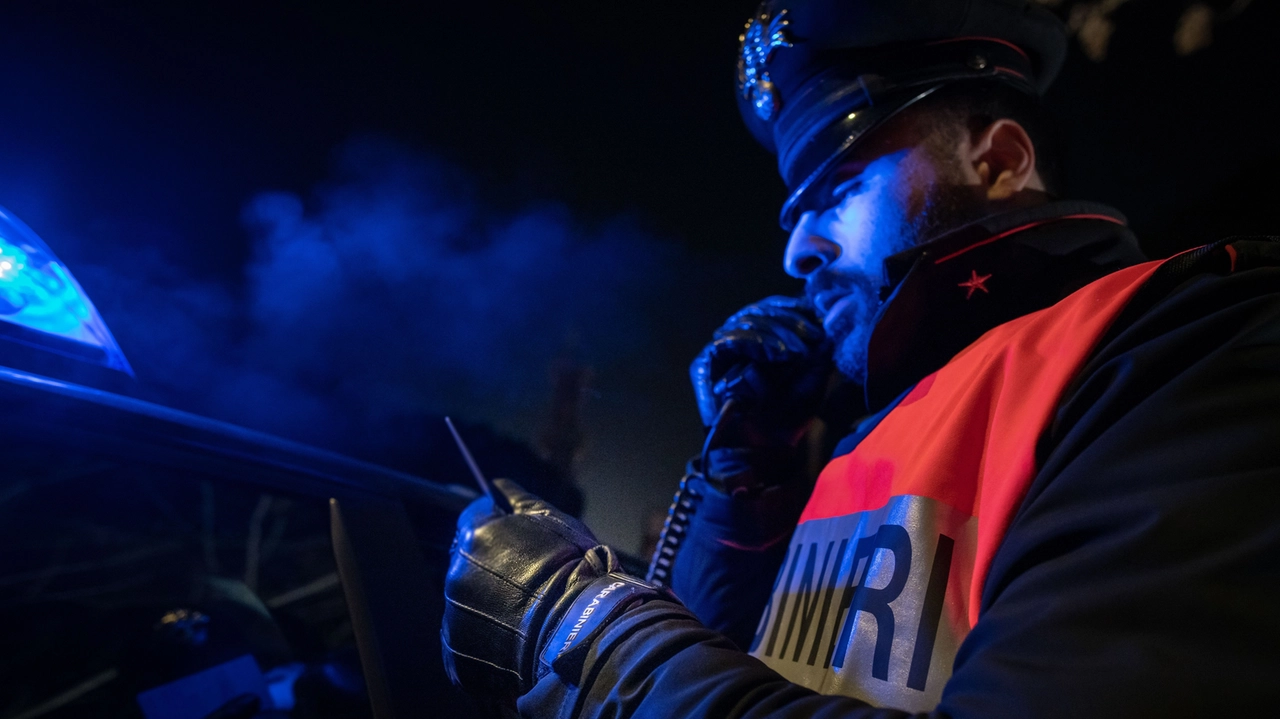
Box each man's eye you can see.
[831,179,863,202]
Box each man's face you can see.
[784,117,983,380]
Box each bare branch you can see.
[243,494,274,592]
[6,669,119,719]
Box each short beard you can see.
[828,177,987,382]
[827,274,880,382]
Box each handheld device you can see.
[444,417,513,514]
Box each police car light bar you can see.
[0,205,133,375]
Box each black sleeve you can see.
[519,599,918,719]
[667,474,803,649]
[521,258,1280,719]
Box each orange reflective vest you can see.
[749,258,1165,711]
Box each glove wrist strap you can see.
[538,573,664,683]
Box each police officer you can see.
[441,1,1280,717]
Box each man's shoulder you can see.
[1094,236,1280,362]
[1044,236,1280,470]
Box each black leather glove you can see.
[442,479,665,716]
[689,296,832,492]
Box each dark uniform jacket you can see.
[521,201,1280,718]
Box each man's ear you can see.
[966,119,1044,200]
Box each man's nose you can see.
[784,212,842,278]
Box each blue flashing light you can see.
[0,205,132,375]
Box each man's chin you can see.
[829,324,872,383]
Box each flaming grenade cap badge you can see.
[738,7,793,122]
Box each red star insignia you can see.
[958,270,992,299]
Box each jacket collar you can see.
[861,200,1146,411]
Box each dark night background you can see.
[0,0,1276,552]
